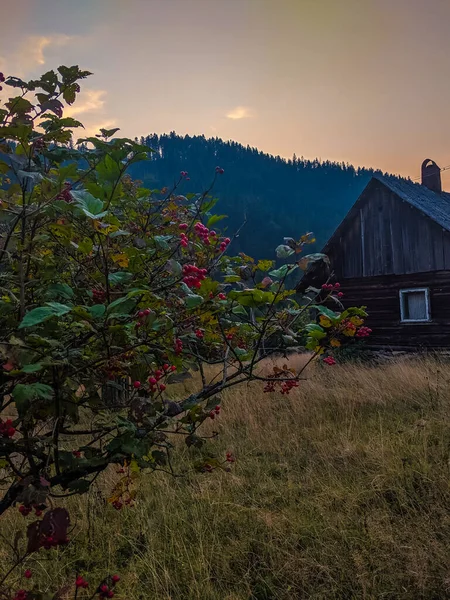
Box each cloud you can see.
[16,34,74,72]
[226,106,254,120]
[65,89,107,117]
[82,119,119,139]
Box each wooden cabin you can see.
[323,159,450,349]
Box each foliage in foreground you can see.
[0,66,369,598]
[2,357,450,599]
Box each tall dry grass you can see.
[1,357,450,599]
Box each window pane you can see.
[404,291,427,320]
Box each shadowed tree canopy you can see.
[129,133,390,259]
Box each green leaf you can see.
[21,363,44,373]
[228,289,275,307]
[154,235,172,251]
[62,84,78,106]
[305,324,327,340]
[67,479,91,493]
[180,282,194,296]
[46,302,72,314]
[269,264,297,279]
[71,190,106,219]
[109,229,130,238]
[107,296,129,312]
[166,259,182,277]
[77,238,94,254]
[108,272,133,286]
[19,303,71,329]
[310,305,340,321]
[206,214,227,228]
[185,295,203,309]
[232,304,248,317]
[12,383,53,417]
[45,283,74,300]
[275,245,295,258]
[107,298,136,318]
[98,127,120,138]
[340,307,368,319]
[87,304,106,319]
[0,160,10,175]
[72,306,93,321]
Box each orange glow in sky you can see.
[2,0,450,187]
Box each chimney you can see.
[421,158,442,193]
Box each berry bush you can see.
[0,66,368,596]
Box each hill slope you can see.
[129,133,388,257]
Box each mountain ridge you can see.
[129,133,395,258]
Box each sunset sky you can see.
[2,0,450,187]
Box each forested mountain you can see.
[129,133,389,258]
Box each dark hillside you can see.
[129,133,390,258]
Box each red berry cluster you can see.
[263,378,299,394]
[215,166,225,175]
[147,362,176,394]
[72,450,82,458]
[14,590,27,600]
[76,576,89,589]
[209,291,226,300]
[112,497,134,510]
[179,223,188,231]
[209,405,221,419]
[180,231,189,247]
[0,418,15,438]
[342,320,356,333]
[356,326,372,338]
[194,221,217,246]
[24,570,32,580]
[180,171,189,180]
[99,584,115,598]
[135,307,151,328]
[323,356,336,365]
[182,264,207,289]
[92,288,106,303]
[174,338,183,355]
[226,451,235,463]
[218,237,231,254]
[56,182,72,203]
[42,534,69,550]
[97,575,120,598]
[18,504,44,517]
[322,282,343,298]
[195,329,204,339]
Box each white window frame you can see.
[399,288,431,323]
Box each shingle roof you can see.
[374,174,450,232]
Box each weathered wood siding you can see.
[327,180,450,278]
[340,271,450,348]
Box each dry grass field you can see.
[1,356,450,599]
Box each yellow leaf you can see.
[343,328,356,337]
[319,315,332,328]
[256,259,274,271]
[129,459,140,474]
[111,253,129,267]
[330,338,341,348]
[239,252,254,263]
[349,316,363,326]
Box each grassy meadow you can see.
[1,356,450,599]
